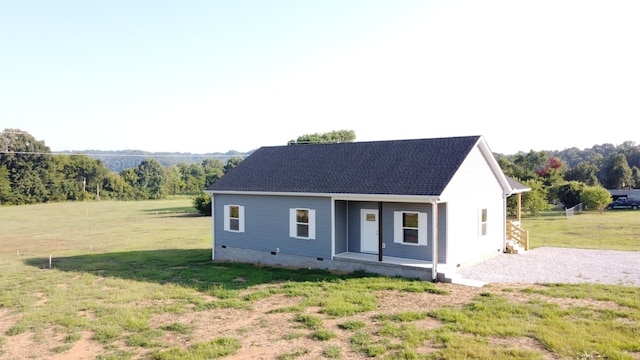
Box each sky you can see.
[1,1,639,155]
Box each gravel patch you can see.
[457,247,640,287]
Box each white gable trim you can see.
[474,136,513,196]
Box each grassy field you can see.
[523,207,640,251]
[0,199,639,359]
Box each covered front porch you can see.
[333,199,447,262]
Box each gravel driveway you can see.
[456,247,640,287]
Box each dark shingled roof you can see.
[506,176,531,194]
[206,136,482,196]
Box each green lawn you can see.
[522,208,640,251]
[0,199,638,359]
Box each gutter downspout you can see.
[502,193,507,253]
[430,201,438,282]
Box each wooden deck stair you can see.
[506,220,529,254]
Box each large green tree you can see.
[223,156,244,173]
[0,166,12,204]
[521,178,549,216]
[101,172,134,200]
[564,161,600,186]
[555,181,586,208]
[202,159,225,187]
[177,162,205,193]
[288,130,356,145]
[135,158,167,199]
[499,150,549,182]
[0,129,58,204]
[632,166,640,189]
[603,153,633,189]
[56,154,112,200]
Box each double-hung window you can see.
[224,205,244,232]
[394,211,427,245]
[289,208,315,239]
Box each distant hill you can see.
[60,140,640,173]
[58,149,253,172]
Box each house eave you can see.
[508,188,531,195]
[474,136,523,197]
[206,190,440,203]
[332,193,441,203]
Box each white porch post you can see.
[378,201,383,262]
[431,201,438,281]
[331,198,335,259]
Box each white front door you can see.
[361,209,379,254]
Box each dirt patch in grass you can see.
[0,309,21,336]
[144,283,501,359]
[496,283,631,311]
[0,328,101,360]
[50,332,103,360]
[2,282,638,359]
[0,284,508,358]
[489,336,561,359]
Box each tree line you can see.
[0,129,242,207]
[3,128,639,215]
[496,142,640,214]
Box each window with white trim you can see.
[224,205,244,232]
[289,208,316,239]
[480,208,488,236]
[394,211,427,245]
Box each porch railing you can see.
[506,220,529,251]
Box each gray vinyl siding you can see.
[381,203,431,261]
[213,194,333,259]
[213,195,448,263]
[334,201,348,254]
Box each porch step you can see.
[437,271,487,287]
[449,277,487,287]
[505,240,526,254]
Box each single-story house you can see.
[205,135,529,282]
